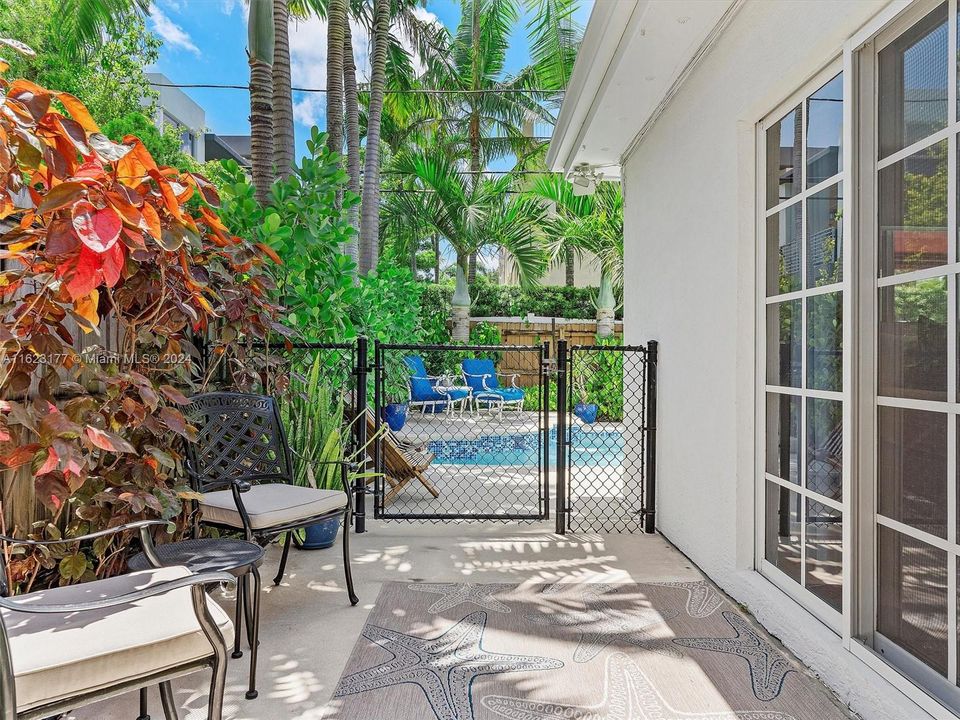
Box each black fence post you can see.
[354,337,368,533]
[555,340,568,535]
[643,340,658,534]
[372,341,383,519]
[541,343,550,521]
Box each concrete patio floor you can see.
[66,521,849,720]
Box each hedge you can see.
[419,280,622,328]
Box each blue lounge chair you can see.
[404,355,471,415]
[461,358,525,414]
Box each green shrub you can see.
[419,277,623,321]
[524,382,558,412]
[574,337,624,421]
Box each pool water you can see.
[428,426,624,467]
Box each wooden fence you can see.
[469,316,623,388]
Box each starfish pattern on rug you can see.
[526,583,681,662]
[673,611,795,701]
[649,581,725,618]
[408,582,513,614]
[480,651,797,720]
[333,610,563,720]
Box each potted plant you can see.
[381,354,409,431]
[572,374,599,424]
[287,358,350,549]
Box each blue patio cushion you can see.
[476,387,524,402]
[405,356,436,400]
[405,356,469,403]
[461,358,499,393]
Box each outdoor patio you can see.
[63,521,853,720]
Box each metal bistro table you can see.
[128,537,266,706]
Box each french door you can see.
[862,0,960,707]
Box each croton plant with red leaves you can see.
[0,41,284,590]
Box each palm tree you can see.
[525,173,594,286]
[272,0,295,179]
[389,149,545,339]
[248,0,275,204]
[58,0,149,58]
[326,0,347,209]
[359,0,390,275]
[343,18,361,268]
[416,0,556,281]
[526,174,623,333]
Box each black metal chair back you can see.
[186,393,294,493]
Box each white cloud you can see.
[218,0,243,16]
[149,3,202,56]
[287,9,444,128]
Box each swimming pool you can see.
[428,426,624,466]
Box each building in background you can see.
[498,248,602,287]
[146,72,251,169]
[204,133,251,168]
[145,72,205,162]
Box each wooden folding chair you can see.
[364,412,439,505]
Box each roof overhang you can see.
[547,0,740,181]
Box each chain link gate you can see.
[554,340,658,534]
[372,342,550,521]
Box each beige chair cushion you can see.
[3,565,233,712]
[200,483,347,530]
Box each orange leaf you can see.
[73,289,99,332]
[84,426,135,454]
[0,443,40,469]
[8,79,50,120]
[36,181,86,214]
[105,190,143,228]
[115,136,158,182]
[140,202,161,240]
[55,92,100,133]
[256,242,283,265]
[35,445,59,475]
[148,169,183,221]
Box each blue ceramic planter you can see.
[574,402,598,424]
[299,517,340,549]
[383,402,408,432]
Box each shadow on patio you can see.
[67,522,852,720]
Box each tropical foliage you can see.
[0,0,159,125]
[0,58,281,591]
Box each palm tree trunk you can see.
[565,252,575,286]
[359,0,390,275]
[467,0,481,285]
[249,58,274,204]
[467,114,481,284]
[326,0,347,209]
[451,254,471,342]
[247,0,274,205]
[343,20,360,270]
[433,235,440,283]
[272,0,294,179]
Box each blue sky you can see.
[148,0,593,161]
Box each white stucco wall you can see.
[621,2,937,718]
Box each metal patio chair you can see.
[461,357,525,414]
[185,393,359,606]
[0,520,234,720]
[404,355,471,416]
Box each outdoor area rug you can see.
[322,581,852,720]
